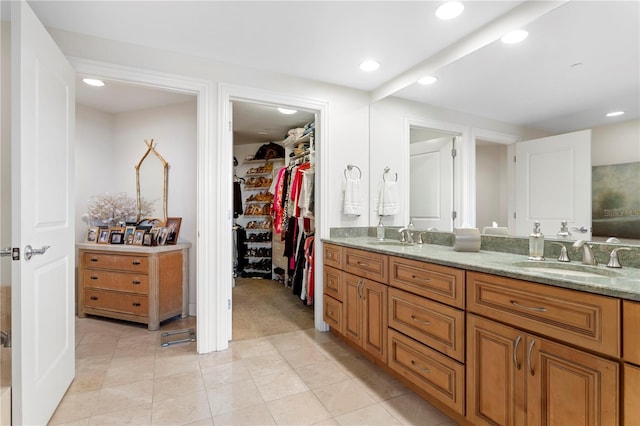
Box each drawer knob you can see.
[510,300,547,313]
[132,280,141,285]
[90,276,98,280]
[90,296,98,301]
[410,360,431,373]
[132,260,141,265]
[132,302,141,307]
[410,315,431,326]
[90,258,98,262]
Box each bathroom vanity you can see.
[322,236,640,426]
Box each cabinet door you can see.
[526,336,619,426]
[362,279,387,362]
[624,363,640,426]
[467,314,526,426]
[344,272,363,346]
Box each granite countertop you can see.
[323,236,640,302]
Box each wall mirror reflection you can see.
[135,139,169,224]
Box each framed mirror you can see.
[135,139,168,224]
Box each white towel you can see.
[343,177,363,216]
[377,181,400,216]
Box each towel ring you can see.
[344,164,362,179]
[383,167,398,182]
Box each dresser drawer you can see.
[83,270,149,294]
[84,289,148,317]
[388,288,465,362]
[323,243,343,269]
[624,300,640,365]
[323,295,344,334]
[82,252,149,272]
[323,266,344,302]
[390,256,464,309]
[388,329,465,415]
[467,271,620,357]
[343,247,388,283]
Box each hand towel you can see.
[377,180,400,216]
[343,177,363,216]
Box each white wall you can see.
[591,118,640,166]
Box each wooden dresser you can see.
[76,243,190,330]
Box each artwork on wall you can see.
[592,161,640,238]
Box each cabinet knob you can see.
[90,296,98,301]
[90,258,98,262]
[90,276,98,280]
[132,280,141,285]
[132,260,141,265]
[132,302,141,307]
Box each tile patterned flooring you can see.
[51,316,458,425]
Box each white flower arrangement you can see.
[86,192,155,225]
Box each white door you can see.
[409,136,454,231]
[11,2,76,424]
[515,129,591,239]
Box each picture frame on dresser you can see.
[124,226,136,245]
[132,229,145,245]
[97,228,110,244]
[86,226,99,243]
[142,232,153,246]
[109,231,125,244]
[165,217,182,245]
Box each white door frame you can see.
[68,58,218,352]
[219,83,330,347]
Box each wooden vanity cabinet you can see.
[623,300,640,425]
[77,243,189,330]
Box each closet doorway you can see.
[231,100,317,341]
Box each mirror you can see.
[368,2,639,246]
[135,139,168,224]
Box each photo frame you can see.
[124,226,136,245]
[109,231,125,244]
[157,227,169,246]
[97,228,110,244]
[165,217,182,245]
[132,229,145,246]
[86,226,99,243]
[142,232,153,246]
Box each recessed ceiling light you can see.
[277,108,297,115]
[436,2,464,20]
[418,76,438,85]
[501,30,528,44]
[82,78,105,87]
[360,60,380,72]
[606,111,625,117]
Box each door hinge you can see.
[451,148,457,158]
[0,247,19,261]
[228,299,231,310]
[228,121,232,131]
[514,212,517,219]
[452,211,457,220]
[514,155,517,163]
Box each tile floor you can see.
[50,316,458,425]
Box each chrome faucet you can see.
[573,240,597,265]
[398,227,414,243]
[607,247,631,268]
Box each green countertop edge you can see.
[325,228,640,302]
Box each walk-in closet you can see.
[231,101,317,341]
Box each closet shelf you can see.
[244,158,285,164]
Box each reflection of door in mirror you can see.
[476,139,509,231]
[135,139,169,224]
[409,126,457,231]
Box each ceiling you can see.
[27,1,639,135]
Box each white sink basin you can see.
[367,241,414,247]
[512,261,623,278]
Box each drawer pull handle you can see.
[510,300,547,313]
[90,296,98,301]
[410,360,430,373]
[132,302,141,307]
[410,315,430,325]
[513,335,522,370]
[90,276,98,280]
[132,280,141,285]
[411,275,430,282]
[90,258,99,262]
[132,260,141,265]
[356,261,368,267]
[528,339,536,376]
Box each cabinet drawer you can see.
[623,300,640,365]
[83,270,149,294]
[388,329,465,415]
[388,288,464,362]
[323,266,344,301]
[343,247,388,283]
[84,289,148,316]
[390,257,465,309]
[82,252,149,272]
[323,244,342,269]
[467,271,620,357]
[323,295,343,334]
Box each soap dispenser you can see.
[528,221,545,261]
[376,216,385,240]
